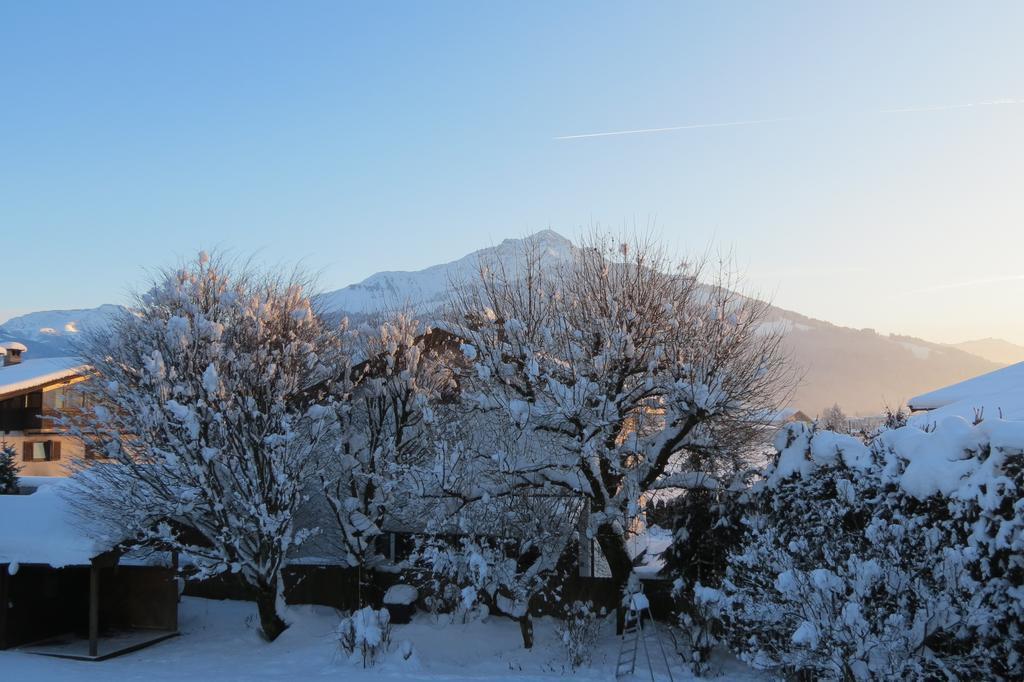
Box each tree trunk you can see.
[518,613,534,649]
[595,522,633,588]
[595,523,634,635]
[256,585,288,642]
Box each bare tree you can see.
[445,231,792,588]
[821,403,849,433]
[63,253,336,641]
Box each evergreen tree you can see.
[0,444,20,494]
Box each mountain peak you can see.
[316,230,574,316]
[499,229,572,249]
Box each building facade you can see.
[0,344,91,477]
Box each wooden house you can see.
[0,344,92,477]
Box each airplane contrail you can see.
[553,117,795,140]
[555,98,1023,140]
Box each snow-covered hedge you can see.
[717,418,1023,680]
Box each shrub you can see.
[556,601,605,669]
[718,420,1024,680]
[338,606,392,667]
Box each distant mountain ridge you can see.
[0,231,1006,417]
[0,304,125,358]
[949,338,1024,366]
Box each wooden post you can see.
[578,498,592,577]
[0,564,9,650]
[89,561,99,657]
[172,550,180,603]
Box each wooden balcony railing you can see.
[0,407,43,432]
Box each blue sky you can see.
[2,2,1022,343]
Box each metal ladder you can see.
[615,587,676,681]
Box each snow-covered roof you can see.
[0,341,28,352]
[908,361,1024,414]
[0,479,115,567]
[764,407,811,425]
[0,356,89,399]
[908,387,1024,426]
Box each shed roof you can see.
[0,479,117,567]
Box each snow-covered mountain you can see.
[0,304,124,358]
[315,229,574,316]
[0,231,1004,416]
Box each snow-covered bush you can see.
[337,606,391,667]
[0,444,20,494]
[556,600,605,669]
[719,419,1024,680]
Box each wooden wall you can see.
[0,563,178,650]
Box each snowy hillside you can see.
[771,309,1002,416]
[315,229,574,316]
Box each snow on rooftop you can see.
[908,386,1024,426]
[0,341,28,352]
[0,479,114,567]
[908,361,1024,412]
[0,356,89,398]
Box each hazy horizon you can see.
[3,2,1022,344]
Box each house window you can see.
[23,440,60,462]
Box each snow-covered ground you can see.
[0,597,763,681]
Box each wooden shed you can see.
[0,480,179,660]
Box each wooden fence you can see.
[184,566,677,622]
